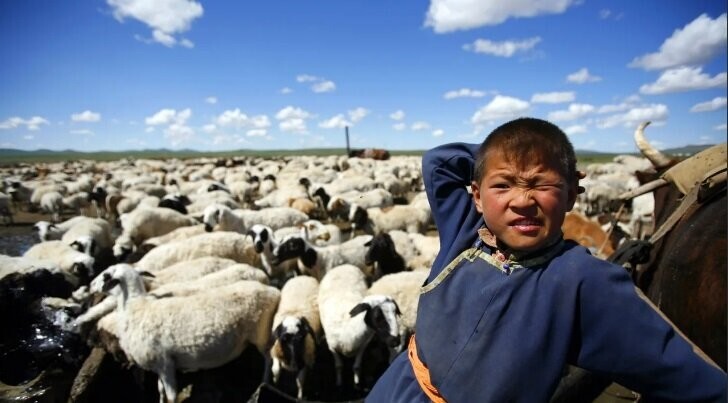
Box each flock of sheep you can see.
[0,149,654,402]
[0,153,439,402]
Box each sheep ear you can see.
[101,277,120,292]
[300,317,315,338]
[273,323,284,339]
[138,271,156,278]
[349,303,370,317]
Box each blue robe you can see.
[366,142,726,402]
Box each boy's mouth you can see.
[510,218,542,231]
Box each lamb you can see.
[352,204,431,236]
[134,231,260,272]
[269,276,321,399]
[247,224,298,281]
[40,190,64,222]
[203,204,308,233]
[317,264,401,387]
[61,218,114,257]
[119,206,199,245]
[364,232,409,279]
[367,270,428,356]
[326,188,394,221]
[287,197,326,220]
[97,263,281,403]
[62,192,91,215]
[34,216,94,241]
[300,219,342,246]
[272,234,373,280]
[23,241,95,284]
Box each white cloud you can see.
[179,38,194,48]
[250,115,271,129]
[319,114,349,129]
[246,129,267,137]
[596,104,669,129]
[599,9,611,19]
[463,37,541,57]
[393,122,406,131]
[432,129,445,137]
[629,13,727,71]
[411,121,431,131]
[390,110,405,121]
[425,0,580,33]
[202,124,216,133]
[348,107,369,123]
[276,106,311,121]
[23,135,34,140]
[471,95,530,124]
[296,74,319,83]
[70,129,94,135]
[312,80,336,93]
[276,106,311,134]
[144,108,193,146]
[714,123,727,130]
[279,118,307,134]
[547,103,595,121]
[280,87,293,94]
[531,91,575,104]
[71,110,101,122]
[444,88,486,100]
[639,66,727,94]
[690,97,727,112]
[216,108,248,128]
[107,0,203,48]
[205,96,217,104]
[0,116,49,131]
[567,68,602,84]
[564,125,588,135]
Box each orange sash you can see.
[408,334,447,403]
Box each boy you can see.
[366,117,726,402]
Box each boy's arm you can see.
[422,142,483,277]
[574,261,726,401]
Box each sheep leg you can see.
[271,357,281,384]
[296,367,307,400]
[157,360,177,403]
[353,334,374,387]
[332,350,343,387]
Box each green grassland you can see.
[0,145,711,167]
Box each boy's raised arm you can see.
[422,142,483,276]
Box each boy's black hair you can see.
[473,117,577,184]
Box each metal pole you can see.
[345,126,350,156]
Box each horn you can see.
[634,121,672,168]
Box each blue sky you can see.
[0,0,726,152]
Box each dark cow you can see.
[348,148,391,160]
[628,122,726,370]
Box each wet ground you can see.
[0,210,46,256]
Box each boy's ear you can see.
[471,181,483,213]
[566,179,579,212]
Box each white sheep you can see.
[269,276,321,399]
[367,270,428,356]
[203,204,308,233]
[61,218,114,257]
[34,216,96,242]
[23,240,95,284]
[119,206,199,245]
[317,264,401,387]
[134,231,260,272]
[40,190,64,223]
[149,263,269,297]
[97,263,281,403]
[147,256,238,285]
[300,219,342,246]
[272,234,373,280]
[353,204,431,236]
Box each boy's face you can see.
[471,151,577,253]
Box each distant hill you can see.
[0,144,718,165]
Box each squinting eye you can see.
[493,184,510,189]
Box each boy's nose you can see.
[510,189,536,208]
